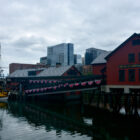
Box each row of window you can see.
[128,53,140,63]
[119,69,140,82]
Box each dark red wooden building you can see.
[105,33,140,93]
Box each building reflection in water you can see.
[0,101,139,140]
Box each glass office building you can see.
[74,54,82,64]
[40,56,47,65]
[85,48,107,65]
[47,43,74,66]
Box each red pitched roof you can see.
[105,33,140,60]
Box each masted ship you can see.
[0,43,8,101]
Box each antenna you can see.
[0,42,1,68]
[0,42,1,60]
[0,43,4,77]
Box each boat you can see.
[0,96,8,102]
[0,80,8,102]
[0,86,8,102]
[0,91,8,102]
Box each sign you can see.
[119,64,140,69]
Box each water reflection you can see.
[7,102,94,137]
[0,101,139,140]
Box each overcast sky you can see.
[0,0,140,74]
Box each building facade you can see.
[82,65,93,75]
[74,54,82,64]
[47,43,74,66]
[40,56,48,65]
[85,48,107,65]
[104,33,140,93]
[9,63,47,74]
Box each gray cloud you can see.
[0,0,140,74]
[12,36,47,48]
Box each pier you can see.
[6,75,140,117]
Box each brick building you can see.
[82,65,93,75]
[9,63,47,74]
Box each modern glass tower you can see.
[47,43,74,66]
[74,54,82,64]
[85,48,107,65]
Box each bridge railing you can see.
[24,80,101,96]
[6,75,104,94]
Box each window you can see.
[48,47,53,55]
[128,53,135,63]
[119,70,125,81]
[132,39,140,46]
[139,53,140,61]
[67,69,77,76]
[28,71,36,76]
[139,69,140,81]
[128,69,135,81]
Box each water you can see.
[0,101,139,140]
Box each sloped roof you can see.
[105,33,140,60]
[91,51,111,65]
[9,66,73,78]
[8,68,45,77]
[37,66,72,77]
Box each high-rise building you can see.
[82,57,85,65]
[40,56,48,65]
[85,48,107,65]
[47,43,74,66]
[74,54,82,64]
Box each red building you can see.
[92,64,106,75]
[62,66,81,76]
[82,65,93,75]
[91,52,110,75]
[9,63,48,74]
[105,33,140,93]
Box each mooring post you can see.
[124,94,129,115]
[103,92,107,108]
[109,93,113,110]
[138,93,140,107]
[134,93,138,116]
[97,90,101,108]
[19,83,22,101]
[115,92,121,113]
[89,89,95,104]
